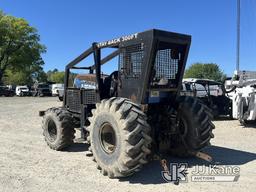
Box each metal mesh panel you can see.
[82,89,97,104]
[154,49,179,80]
[119,44,144,79]
[67,89,81,113]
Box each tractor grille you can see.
[119,43,144,79]
[82,89,97,104]
[154,49,179,80]
[66,89,81,113]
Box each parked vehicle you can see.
[225,70,256,125]
[16,85,31,96]
[31,83,52,97]
[57,75,98,101]
[52,84,64,96]
[181,78,232,117]
[40,29,214,178]
[57,88,64,101]
[0,86,15,97]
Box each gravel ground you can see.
[0,97,255,192]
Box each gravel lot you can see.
[0,97,255,192]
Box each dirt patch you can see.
[0,97,255,192]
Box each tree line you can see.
[0,10,65,86]
[0,10,45,85]
[0,10,226,86]
[184,63,226,82]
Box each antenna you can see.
[236,0,240,72]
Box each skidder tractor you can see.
[40,29,215,178]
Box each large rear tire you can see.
[87,97,152,178]
[170,96,215,157]
[42,107,76,150]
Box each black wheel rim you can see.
[47,119,57,142]
[99,123,116,154]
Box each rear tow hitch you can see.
[193,151,212,162]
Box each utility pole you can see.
[236,0,240,72]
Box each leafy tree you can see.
[45,69,64,83]
[0,10,46,85]
[52,68,58,73]
[34,69,48,83]
[3,62,47,86]
[184,63,226,82]
[48,71,65,83]
[3,69,31,85]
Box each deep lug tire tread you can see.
[42,107,76,150]
[170,96,215,157]
[87,97,151,178]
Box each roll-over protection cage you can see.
[63,29,191,114]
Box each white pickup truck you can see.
[16,86,31,96]
[57,88,64,101]
[52,84,64,96]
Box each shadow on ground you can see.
[213,117,256,128]
[119,145,256,185]
[243,122,256,128]
[213,116,234,121]
[65,142,256,184]
[67,142,89,152]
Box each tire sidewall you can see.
[88,98,152,177]
[43,112,62,146]
[91,111,122,166]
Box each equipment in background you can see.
[31,82,52,97]
[225,70,256,125]
[181,78,232,118]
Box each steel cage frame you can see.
[63,29,191,106]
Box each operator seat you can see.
[102,71,118,98]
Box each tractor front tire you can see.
[87,97,152,178]
[170,96,215,157]
[42,107,76,150]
